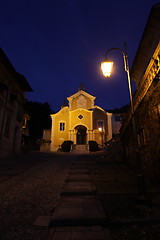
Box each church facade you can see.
[50,89,112,151]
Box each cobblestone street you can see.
[0,152,73,240]
[0,151,160,240]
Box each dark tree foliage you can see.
[106,105,129,114]
[25,101,53,140]
[61,140,73,152]
[88,141,99,151]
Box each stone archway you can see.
[75,125,87,145]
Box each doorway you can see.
[75,125,87,145]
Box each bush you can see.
[61,140,73,152]
[88,141,99,152]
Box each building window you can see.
[114,115,122,122]
[60,122,65,131]
[97,121,103,130]
[4,115,11,137]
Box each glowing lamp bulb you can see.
[101,61,113,77]
[98,127,102,132]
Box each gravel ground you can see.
[0,152,73,240]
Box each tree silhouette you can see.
[25,101,53,141]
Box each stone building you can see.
[50,88,112,151]
[121,3,160,182]
[112,114,123,135]
[0,48,32,158]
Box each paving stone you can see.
[66,173,91,182]
[50,196,106,227]
[47,226,113,240]
[71,165,91,169]
[72,161,95,166]
[61,181,96,195]
[33,215,51,226]
[73,160,95,164]
[0,176,10,183]
[69,169,90,174]
[95,181,137,194]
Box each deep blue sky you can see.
[0,0,159,111]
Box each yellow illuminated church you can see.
[50,87,112,151]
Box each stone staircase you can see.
[71,144,89,154]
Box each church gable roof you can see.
[67,89,96,111]
[67,90,96,101]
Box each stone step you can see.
[71,145,89,153]
[68,168,90,174]
[61,181,96,196]
[72,160,95,165]
[66,173,91,182]
[47,226,113,240]
[49,196,106,227]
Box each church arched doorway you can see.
[75,125,87,145]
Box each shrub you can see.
[61,140,73,152]
[88,140,99,151]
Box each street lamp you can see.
[101,61,113,77]
[101,47,147,200]
[98,127,102,132]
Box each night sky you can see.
[0,0,159,112]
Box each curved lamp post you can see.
[101,48,147,200]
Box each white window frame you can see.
[60,122,65,131]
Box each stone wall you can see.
[121,78,160,183]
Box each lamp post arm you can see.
[104,48,129,72]
[104,47,125,59]
[104,48,133,112]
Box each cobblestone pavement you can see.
[0,151,160,240]
[0,152,73,240]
